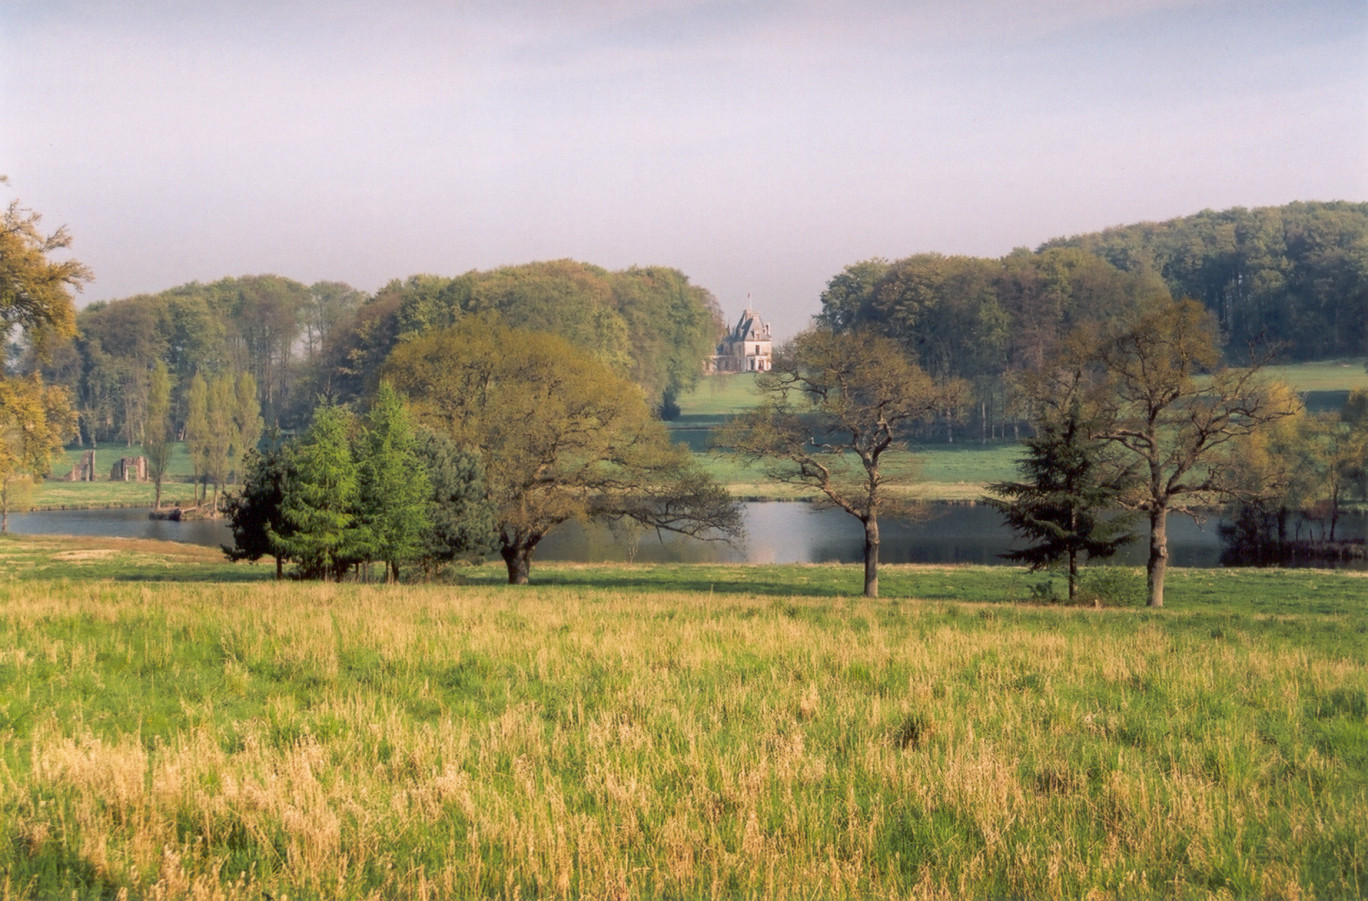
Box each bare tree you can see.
[717,327,965,598]
[1040,300,1295,607]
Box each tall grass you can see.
[1,537,1365,898]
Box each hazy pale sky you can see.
[4,0,1366,338]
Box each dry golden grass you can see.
[1,558,1365,898]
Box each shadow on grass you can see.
[460,562,1026,603]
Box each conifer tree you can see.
[356,383,431,582]
[414,428,497,571]
[223,438,292,578]
[271,404,363,580]
[987,399,1135,603]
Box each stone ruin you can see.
[63,451,149,482]
[110,456,148,482]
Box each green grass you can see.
[675,373,1025,500]
[1261,357,1368,393]
[26,443,208,511]
[1,535,1366,899]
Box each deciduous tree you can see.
[1049,300,1295,607]
[383,317,741,584]
[144,361,173,510]
[1,181,87,526]
[716,327,966,598]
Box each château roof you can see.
[731,308,771,342]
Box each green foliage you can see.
[320,261,723,415]
[384,318,741,584]
[0,179,87,355]
[222,439,291,576]
[355,383,432,581]
[413,428,498,570]
[987,398,1135,602]
[271,404,363,580]
[143,361,174,509]
[0,183,85,530]
[1044,201,1368,361]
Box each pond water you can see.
[5,501,1302,569]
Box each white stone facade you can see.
[708,308,773,373]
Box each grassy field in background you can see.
[672,373,1024,502]
[1260,357,1368,392]
[1,534,1365,899]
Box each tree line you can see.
[34,262,724,461]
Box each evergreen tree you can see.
[222,438,292,578]
[414,428,498,572]
[987,399,1135,602]
[271,404,363,580]
[356,383,431,582]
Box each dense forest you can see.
[27,201,1368,451]
[819,201,1368,437]
[36,262,723,448]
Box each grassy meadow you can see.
[1,534,1366,899]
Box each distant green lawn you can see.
[26,443,204,511]
[1261,357,1368,392]
[675,359,1368,501]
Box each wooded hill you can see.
[818,201,1368,437]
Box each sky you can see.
[3,0,1366,340]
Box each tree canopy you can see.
[1041,201,1368,361]
[1024,300,1296,607]
[1,181,87,529]
[318,261,723,417]
[383,317,741,584]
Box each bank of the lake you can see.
[15,501,1360,571]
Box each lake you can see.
[5,501,1302,569]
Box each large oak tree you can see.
[383,316,741,583]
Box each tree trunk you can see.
[1067,548,1078,603]
[275,555,283,580]
[502,543,532,585]
[1147,506,1168,608]
[863,516,880,598]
